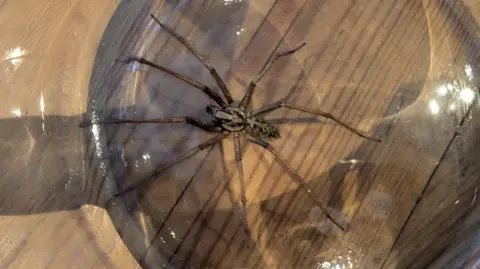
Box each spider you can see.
[80,14,380,241]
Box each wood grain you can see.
[1,0,480,269]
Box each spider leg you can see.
[238,42,306,110]
[254,42,307,85]
[233,132,253,245]
[246,136,345,232]
[151,14,234,105]
[114,133,229,198]
[79,116,222,133]
[116,57,228,108]
[267,116,321,125]
[238,82,256,110]
[252,102,381,142]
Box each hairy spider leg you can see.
[233,132,253,246]
[151,14,234,105]
[116,57,228,108]
[114,133,229,198]
[79,116,221,133]
[253,102,381,142]
[238,42,306,111]
[247,136,346,231]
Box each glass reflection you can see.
[472,188,477,205]
[465,64,473,81]
[429,80,477,115]
[169,228,178,240]
[449,103,456,111]
[437,85,447,96]
[10,108,21,117]
[126,60,139,72]
[142,153,151,164]
[89,111,108,173]
[224,0,242,5]
[40,91,46,132]
[429,99,440,114]
[315,250,358,269]
[2,46,28,70]
[460,87,475,104]
[159,236,166,244]
[317,256,354,269]
[40,91,45,119]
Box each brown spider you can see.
[80,14,380,243]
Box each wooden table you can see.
[1,0,480,268]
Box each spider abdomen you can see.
[245,118,281,141]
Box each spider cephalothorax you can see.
[206,105,281,140]
[206,105,246,131]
